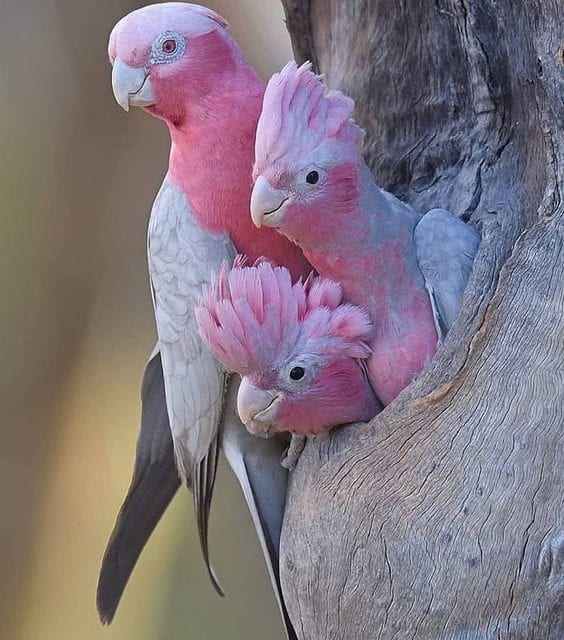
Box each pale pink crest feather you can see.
[255,61,365,173]
[196,259,374,375]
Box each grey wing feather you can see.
[193,429,222,594]
[149,179,235,594]
[415,208,480,338]
[97,348,180,624]
[221,377,297,640]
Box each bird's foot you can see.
[281,435,306,470]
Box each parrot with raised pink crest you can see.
[251,62,480,406]
[100,6,311,637]
[196,260,380,436]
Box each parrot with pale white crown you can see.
[196,259,381,436]
[251,62,480,406]
[99,6,311,638]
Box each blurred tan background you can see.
[0,1,293,638]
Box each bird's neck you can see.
[164,70,310,280]
[167,67,263,237]
[304,162,426,319]
[301,162,439,403]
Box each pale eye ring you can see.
[150,31,186,64]
[289,366,305,381]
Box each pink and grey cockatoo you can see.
[251,62,480,406]
[196,260,380,436]
[99,6,310,637]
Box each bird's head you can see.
[195,259,377,436]
[251,62,366,247]
[108,3,241,125]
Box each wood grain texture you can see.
[280,1,563,637]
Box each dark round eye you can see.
[162,39,177,54]
[289,366,305,381]
[306,170,319,184]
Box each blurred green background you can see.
[0,1,293,638]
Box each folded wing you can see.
[415,208,480,338]
[149,179,235,593]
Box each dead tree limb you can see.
[280,1,564,637]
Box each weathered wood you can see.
[280,1,564,637]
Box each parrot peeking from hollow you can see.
[251,62,480,406]
[196,259,381,436]
[99,6,311,638]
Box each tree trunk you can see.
[279,1,563,638]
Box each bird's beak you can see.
[111,58,155,112]
[237,378,281,437]
[250,176,289,228]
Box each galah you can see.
[196,260,380,436]
[100,6,310,637]
[251,62,480,406]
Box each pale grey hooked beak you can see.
[237,378,281,436]
[111,58,155,112]
[250,176,289,228]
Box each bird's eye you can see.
[289,366,305,381]
[150,32,186,64]
[162,39,177,54]
[306,170,319,185]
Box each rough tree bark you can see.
[279,1,563,638]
